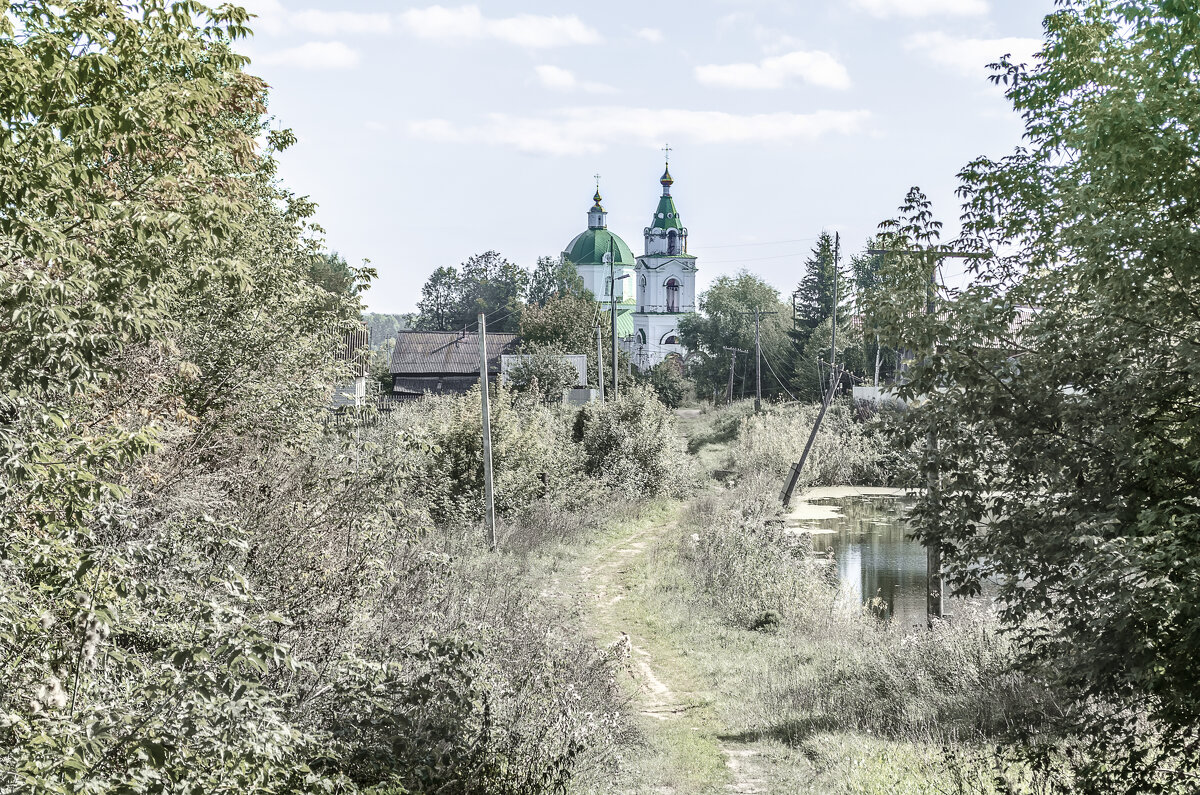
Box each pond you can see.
[803,495,992,628]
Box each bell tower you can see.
[632,147,697,370]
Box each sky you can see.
[235,0,1051,313]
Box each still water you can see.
[805,495,990,628]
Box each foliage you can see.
[519,291,599,356]
[678,271,792,401]
[0,4,631,793]
[867,1,1200,789]
[415,265,461,331]
[791,316,870,401]
[718,400,889,487]
[646,360,692,409]
[362,312,415,349]
[416,252,529,332]
[528,254,588,306]
[792,231,851,341]
[506,347,580,404]
[574,386,693,496]
[849,238,900,386]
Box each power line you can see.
[759,347,797,402]
[700,236,821,250]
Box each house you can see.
[331,325,371,408]
[389,329,520,399]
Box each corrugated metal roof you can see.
[390,330,520,375]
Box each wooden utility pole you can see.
[738,308,777,411]
[595,323,605,402]
[780,364,842,507]
[722,346,747,404]
[478,313,496,550]
[754,310,763,411]
[829,232,840,396]
[607,244,619,399]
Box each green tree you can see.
[0,2,361,790]
[528,254,587,306]
[416,265,462,330]
[849,238,898,386]
[678,272,791,402]
[647,360,692,409]
[872,2,1200,788]
[454,250,529,332]
[519,291,599,355]
[506,346,579,404]
[792,232,851,341]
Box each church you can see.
[561,159,698,371]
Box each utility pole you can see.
[867,247,988,626]
[754,309,763,412]
[722,346,747,404]
[478,313,496,550]
[738,308,778,411]
[829,232,840,397]
[606,245,620,399]
[595,323,605,401]
[780,363,842,508]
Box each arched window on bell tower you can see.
[667,229,679,255]
[665,277,680,312]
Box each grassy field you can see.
[555,403,1035,794]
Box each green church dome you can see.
[563,227,635,268]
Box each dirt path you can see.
[566,502,769,794]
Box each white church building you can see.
[562,160,697,370]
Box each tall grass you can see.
[673,474,1049,756]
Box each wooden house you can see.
[389,329,520,399]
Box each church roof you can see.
[563,227,636,268]
[650,195,683,230]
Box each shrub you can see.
[574,386,694,495]
[506,346,580,404]
[725,400,889,486]
[647,360,692,409]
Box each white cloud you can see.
[398,5,602,48]
[634,27,663,43]
[906,31,1041,75]
[256,41,360,70]
[852,0,988,18]
[408,107,871,157]
[533,65,617,94]
[695,51,851,90]
[239,1,391,36]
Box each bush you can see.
[506,346,580,404]
[574,386,694,496]
[725,400,889,486]
[647,360,692,409]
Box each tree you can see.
[416,252,529,332]
[506,346,579,404]
[678,272,792,402]
[519,291,599,356]
[792,232,851,342]
[647,360,692,409]
[849,238,898,386]
[528,255,587,306]
[416,265,462,330]
[454,250,529,332]
[871,2,1200,788]
[0,2,362,789]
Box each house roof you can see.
[390,330,520,375]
